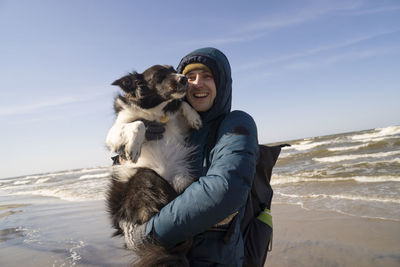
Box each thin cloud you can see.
[234,0,363,34]
[183,32,266,46]
[0,92,108,116]
[0,97,84,116]
[182,0,364,47]
[236,29,400,71]
[237,45,399,83]
[285,46,399,71]
[350,5,400,15]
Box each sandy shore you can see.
[266,203,400,267]
[0,204,28,219]
[1,196,399,267]
[0,197,130,267]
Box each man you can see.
[128,47,259,266]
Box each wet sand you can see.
[0,197,130,267]
[266,203,400,267]
[0,204,28,219]
[1,197,399,267]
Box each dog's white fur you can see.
[106,97,202,193]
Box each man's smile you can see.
[193,92,210,98]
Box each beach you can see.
[1,198,399,267]
[1,125,399,266]
[0,196,130,267]
[267,203,400,267]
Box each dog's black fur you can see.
[106,65,200,266]
[107,168,177,234]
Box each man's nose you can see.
[191,74,203,86]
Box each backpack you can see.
[207,115,289,267]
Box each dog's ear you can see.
[112,72,143,96]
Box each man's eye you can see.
[187,75,195,81]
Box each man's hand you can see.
[119,221,148,250]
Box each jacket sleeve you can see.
[145,111,259,247]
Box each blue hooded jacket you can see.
[146,48,259,266]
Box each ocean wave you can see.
[271,175,400,185]
[4,177,109,201]
[21,167,111,180]
[35,178,51,184]
[313,150,400,163]
[351,125,400,141]
[339,158,400,168]
[0,179,15,184]
[275,192,400,204]
[13,180,31,185]
[79,172,110,180]
[328,143,369,152]
[291,139,332,151]
[9,188,106,202]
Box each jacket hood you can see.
[177,47,232,123]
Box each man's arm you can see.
[146,111,259,247]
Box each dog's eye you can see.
[122,79,131,87]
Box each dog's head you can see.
[112,65,188,109]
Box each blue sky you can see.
[1,0,399,178]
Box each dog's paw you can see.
[189,114,202,130]
[124,121,146,162]
[106,123,126,153]
[181,102,202,130]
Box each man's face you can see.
[185,69,217,112]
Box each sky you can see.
[1,0,399,178]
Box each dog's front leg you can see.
[106,122,127,154]
[123,121,146,162]
[181,102,202,130]
[106,120,145,162]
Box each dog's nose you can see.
[178,75,187,86]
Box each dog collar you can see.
[159,115,169,123]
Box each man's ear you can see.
[111,72,143,96]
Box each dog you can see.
[105,65,201,266]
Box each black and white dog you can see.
[105,65,201,266]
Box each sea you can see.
[1,125,399,220]
[272,125,400,222]
[0,125,399,266]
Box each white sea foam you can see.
[0,179,14,183]
[79,172,110,180]
[328,143,369,152]
[16,226,41,244]
[67,240,85,265]
[291,139,331,151]
[351,125,400,141]
[10,188,106,202]
[13,180,31,185]
[313,150,400,163]
[7,176,109,201]
[22,167,110,180]
[35,178,51,184]
[352,176,400,183]
[276,192,400,204]
[1,166,111,201]
[271,175,400,185]
[339,158,400,167]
